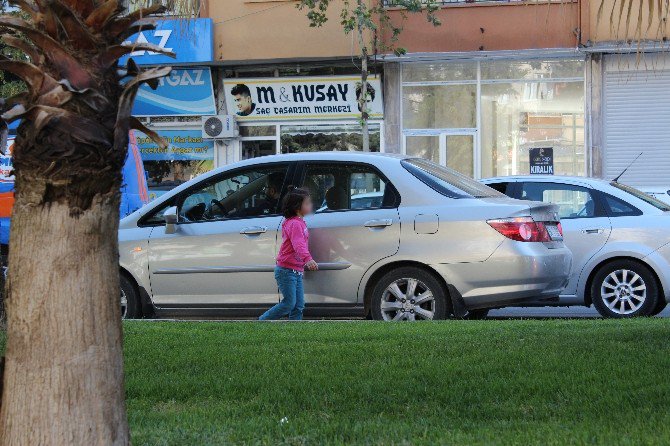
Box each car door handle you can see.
[364,218,393,228]
[582,228,604,234]
[240,226,267,235]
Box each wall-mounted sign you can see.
[1,138,14,183]
[134,129,215,161]
[120,18,213,65]
[529,147,554,175]
[132,68,216,117]
[223,76,383,121]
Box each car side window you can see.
[302,163,398,212]
[178,165,289,223]
[520,182,598,219]
[602,194,642,217]
[487,182,511,195]
[139,197,177,226]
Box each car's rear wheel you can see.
[120,275,141,319]
[371,267,448,321]
[591,260,659,318]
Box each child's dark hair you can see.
[282,187,310,219]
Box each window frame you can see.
[138,162,297,227]
[295,160,401,214]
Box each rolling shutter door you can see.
[603,57,670,188]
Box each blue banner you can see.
[135,130,215,161]
[132,68,216,116]
[121,18,213,65]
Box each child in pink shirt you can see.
[259,187,317,321]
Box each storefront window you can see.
[242,140,277,159]
[403,62,477,83]
[401,58,585,178]
[402,85,476,129]
[406,135,440,164]
[239,125,276,137]
[480,81,584,177]
[281,124,381,153]
[134,129,215,201]
[480,59,584,81]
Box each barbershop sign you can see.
[223,76,383,121]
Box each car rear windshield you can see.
[401,158,503,199]
[610,182,670,212]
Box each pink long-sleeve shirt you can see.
[276,216,313,272]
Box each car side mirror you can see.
[164,206,179,234]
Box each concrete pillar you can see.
[383,62,402,154]
[586,53,603,178]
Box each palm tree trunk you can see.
[0,180,128,444]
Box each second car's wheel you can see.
[591,260,659,318]
[370,267,448,321]
[120,275,141,320]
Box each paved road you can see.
[489,305,670,318]
[153,306,670,321]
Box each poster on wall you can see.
[223,76,383,121]
[529,147,554,175]
[132,68,217,117]
[133,129,215,200]
[1,138,14,183]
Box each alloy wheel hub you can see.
[601,269,646,315]
[380,278,435,321]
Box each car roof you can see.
[240,151,408,164]
[481,175,613,186]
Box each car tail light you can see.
[557,222,563,236]
[487,217,552,242]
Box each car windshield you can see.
[610,182,670,212]
[401,158,503,199]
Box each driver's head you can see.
[266,173,283,200]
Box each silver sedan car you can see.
[482,175,670,318]
[119,153,571,320]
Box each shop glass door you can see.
[404,131,475,177]
[440,133,475,177]
[241,140,277,159]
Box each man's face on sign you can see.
[234,94,253,114]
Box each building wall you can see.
[206,0,368,63]
[584,0,670,43]
[205,1,580,63]
[384,2,579,54]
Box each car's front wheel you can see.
[591,260,659,318]
[370,267,448,321]
[120,275,141,319]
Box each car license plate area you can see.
[546,224,563,241]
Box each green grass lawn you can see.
[3,320,670,445]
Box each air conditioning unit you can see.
[201,115,238,139]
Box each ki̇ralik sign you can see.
[223,76,383,121]
[529,147,554,175]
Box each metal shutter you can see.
[603,56,670,188]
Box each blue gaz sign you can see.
[121,18,213,65]
[132,68,216,116]
[135,130,215,161]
